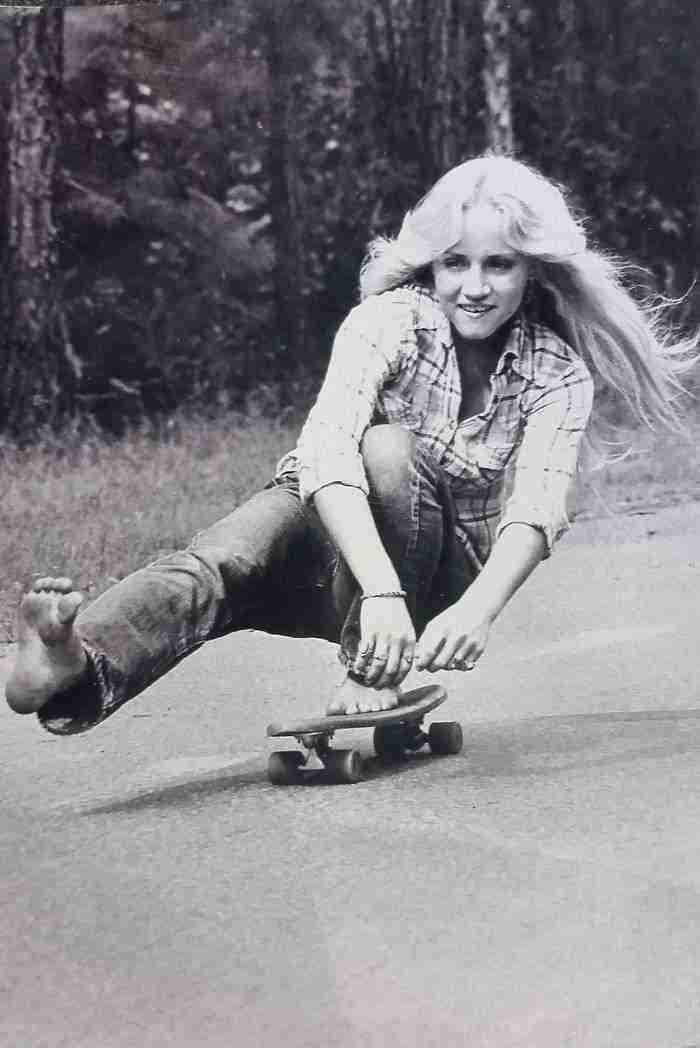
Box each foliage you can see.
[0,0,697,434]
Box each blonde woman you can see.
[6,156,696,733]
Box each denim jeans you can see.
[39,425,477,735]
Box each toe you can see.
[19,590,44,623]
[54,577,74,593]
[34,577,54,591]
[57,592,83,623]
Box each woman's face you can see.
[431,204,529,342]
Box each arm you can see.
[314,484,416,686]
[414,522,544,672]
[416,355,594,673]
[296,293,421,685]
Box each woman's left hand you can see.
[414,598,493,673]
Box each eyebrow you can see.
[442,250,518,261]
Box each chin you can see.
[453,318,501,340]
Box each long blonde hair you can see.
[360,155,698,442]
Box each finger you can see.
[378,637,406,685]
[447,645,480,672]
[353,634,376,675]
[431,640,465,671]
[415,634,452,672]
[362,646,390,685]
[414,633,445,671]
[394,645,415,686]
[447,657,475,672]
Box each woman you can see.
[5,155,696,733]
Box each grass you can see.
[1,410,698,645]
[0,410,301,643]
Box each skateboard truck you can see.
[268,729,363,785]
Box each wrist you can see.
[354,566,402,594]
[360,589,407,603]
[456,585,501,624]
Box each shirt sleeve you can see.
[295,293,414,502]
[496,355,594,556]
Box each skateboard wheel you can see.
[323,749,363,784]
[373,724,407,761]
[428,721,463,756]
[268,750,305,785]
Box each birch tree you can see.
[482,0,513,155]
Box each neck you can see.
[452,317,514,364]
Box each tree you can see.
[482,0,513,154]
[255,0,307,368]
[1,5,72,434]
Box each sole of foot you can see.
[5,577,87,715]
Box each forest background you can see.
[1,0,698,433]
[0,0,699,641]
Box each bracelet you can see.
[360,590,407,602]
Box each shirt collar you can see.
[495,313,534,381]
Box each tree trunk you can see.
[482,0,513,155]
[261,4,306,370]
[439,0,460,172]
[3,6,65,434]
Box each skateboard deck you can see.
[266,683,447,738]
[266,684,462,785]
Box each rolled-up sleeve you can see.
[496,357,594,555]
[295,294,413,502]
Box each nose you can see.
[460,266,491,299]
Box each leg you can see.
[330,424,476,713]
[6,484,337,734]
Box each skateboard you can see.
[266,684,462,785]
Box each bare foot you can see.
[327,675,401,716]
[5,578,87,715]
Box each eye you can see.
[443,255,466,270]
[486,255,517,271]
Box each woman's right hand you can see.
[353,597,416,688]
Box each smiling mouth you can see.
[458,304,495,317]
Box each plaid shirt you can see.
[277,285,594,564]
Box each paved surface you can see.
[1,503,699,1048]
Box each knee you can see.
[360,425,416,493]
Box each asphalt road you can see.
[1,502,699,1048]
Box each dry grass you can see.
[1,411,698,644]
[0,411,300,643]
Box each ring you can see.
[449,658,476,671]
[371,653,388,662]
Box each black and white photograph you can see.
[1,1,699,1045]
